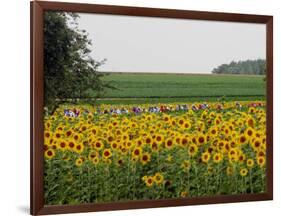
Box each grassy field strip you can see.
[95,73,266,100]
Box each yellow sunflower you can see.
[165,138,174,149]
[197,134,206,145]
[132,147,142,159]
[257,156,266,167]
[44,149,55,159]
[240,168,248,177]
[213,152,223,163]
[75,158,83,167]
[154,134,164,145]
[102,148,112,159]
[246,159,255,168]
[94,140,104,150]
[92,156,99,165]
[201,152,211,163]
[181,160,191,171]
[245,127,254,138]
[58,139,67,151]
[153,172,164,185]
[180,136,189,147]
[67,140,76,151]
[141,153,151,165]
[239,134,248,145]
[144,176,154,187]
[74,143,84,154]
[188,144,198,157]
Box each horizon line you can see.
[98,71,265,76]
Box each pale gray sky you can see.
[77,13,266,73]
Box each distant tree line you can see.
[212,59,266,75]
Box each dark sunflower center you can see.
[143,155,148,161]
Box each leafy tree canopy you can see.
[44,12,111,113]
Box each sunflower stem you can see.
[250,169,253,193]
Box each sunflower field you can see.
[44,101,266,205]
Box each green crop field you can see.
[90,73,266,105]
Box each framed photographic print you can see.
[30,1,273,215]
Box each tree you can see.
[212,59,266,75]
[44,12,110,114]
